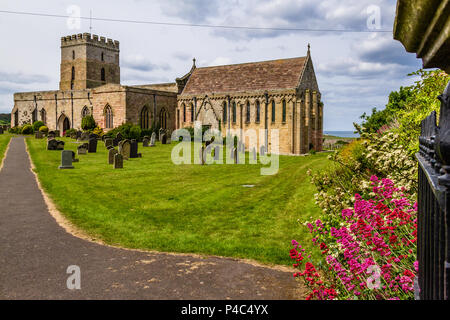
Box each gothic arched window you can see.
[140,106,150,129]
[223,101,227,123]
[160,108,168,129]
[104,105,113,129]
[246,101,250,123]
[232,102,236,123]
[40,109,47,124]
[256,100,260,123]
[190,104,194,122]
[271,100,276,123]
[81,106,90,118]
[101,68,106,81]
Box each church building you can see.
[11,33,323,154]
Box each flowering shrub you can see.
[309,128,417,218]
[291,177,417,300]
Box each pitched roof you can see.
[181,56,306,96]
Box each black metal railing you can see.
[416,80,450,300]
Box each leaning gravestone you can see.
[88,137,97,153]
[77,143,88,155]
[114,153,123,169]
[59,150,74,169]
[104,138,113,149]
[119,139,131,160]
[130,139,138,158]
[108,148,118,164]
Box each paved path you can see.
[0,137,301,299]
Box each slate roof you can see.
[180,56,306,95]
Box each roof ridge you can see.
[196,56,306,70]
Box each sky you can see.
[0,0,423,130]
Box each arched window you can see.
[40,109,47,124]
[101,68,106,81]
[81,106,90,118]
[183,104,186,122]
[140,106,150,129]
[282,100,287,123]
[72,50,75,60]
[256,100,260,123]
[246,101,250,123]
[101,52,104,61]
[190,104,194,122]
[232,102,236,123]
[222,101,227,123]
[160,108,168,129]
[271,100,276,123]
[71,66,75,80]
[104,105,113,129]
[32,108,37,123]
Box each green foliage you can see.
[81,115,96,131]
[64,128,77,137]
[32,121,44,132]
[21,124,33,135]
[0,113,11,125]
[92,126,104,137]
[8,126,22,134]
[105,122,140,140]
[39,126,49,134]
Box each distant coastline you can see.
[324,131,359,138]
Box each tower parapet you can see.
[61,33,119,50]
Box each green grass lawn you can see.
[26,137,330,266]
[0,133,12,165]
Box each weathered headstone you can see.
[113,132,123,146]
[150,132,156,146]
[104,138,113,149]
[77,143,88,155]
[108,148,118,164]
[161,133,167,144]
[47,139,65,150]
[233,147,239,164]
[142,137,150,147]
[130,139,138,158]
[159,128,164,141]
[79,132,89,141]
[252,147,257,161]
[59,150,74,169]
[260,145,266,156]
[214,146,220,160]
[88,137,97,153]
[119,139,131,160]
[35,131,44,139]
[114,153,123,169]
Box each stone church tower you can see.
[59,34,120,90]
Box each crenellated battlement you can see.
[61,33,119,50]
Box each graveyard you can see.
[25,134,330,266]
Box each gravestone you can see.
[89,133,98,140]
[104,138,113,149]
[150,132,156,146]
[161,133,167,144]
[48,131,56,139]
[114,153,123,169]
[79,132,89,141]
[76,130,82,140]
[70,150,79,162]
[88,137,97,153]
[142,137,150,147]
[108,148,118,164]
[35,131,44,139]
[260,145,266,156]
[159,128,165,141]
[47,139,65,151]
[59,150,74,169]
[130,139,138,158]
[77,143,88,155]
[214,146,220,160]
[252,147,257,161]
[119,139,131,160]
[113,132,123,147]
